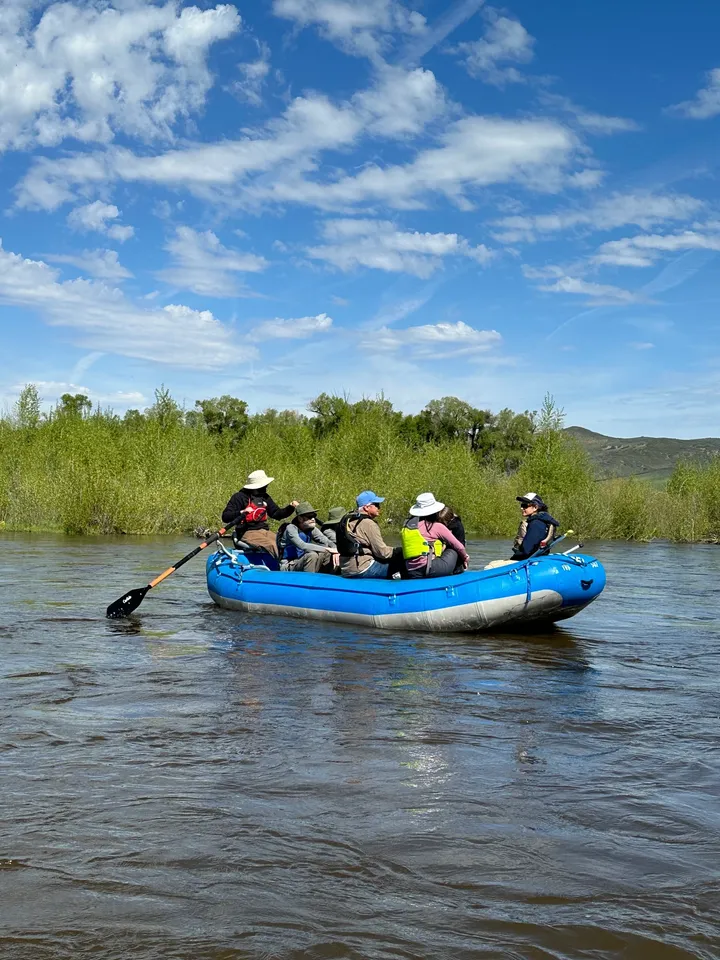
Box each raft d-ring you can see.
[388,594,397,606]
[446,585,456,598]
[581,579,594,590]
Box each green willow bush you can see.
[0,386,718,542]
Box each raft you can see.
[206,545,606,633]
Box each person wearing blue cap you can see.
[336,490,400,578]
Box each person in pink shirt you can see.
[402,493,470,579]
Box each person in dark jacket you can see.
[437,505,466,546]
[222,469,298,558]
[511,493,559,560]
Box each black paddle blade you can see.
[106,585,150,619]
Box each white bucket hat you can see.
[243,469,275,490]
[409,492,445,517]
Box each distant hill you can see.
[564,426,720,483]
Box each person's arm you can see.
[310,527,334,549]
[266,494,296,521]
[358,518,394,562]
[513,518,545,558]
[221,491,246,524]
[431,522,469,562]
[286,524,330,554]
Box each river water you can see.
[1,534,719,959]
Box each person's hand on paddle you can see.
[290,500,300,508]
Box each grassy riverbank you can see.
[1,388,719,542]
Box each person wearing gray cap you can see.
[278,502,338,573]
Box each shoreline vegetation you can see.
[1,385,719,544]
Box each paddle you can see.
[106,517,241,619]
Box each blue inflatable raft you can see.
[206,545,605,633]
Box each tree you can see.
[251,408,308,432]
[476,408,536,472]
[58,393,92,417]
[123,409,146,428]
[15,384,41,428]
[418,397,492,449]
[308,393,351,438]
[194,395,249,440]
[145,385,183,429]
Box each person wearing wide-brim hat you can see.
[320,506,346,546]
[278,501,337,573]
[221,469,299,558]
[402,492,470,579]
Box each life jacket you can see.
[401,518,444,561]
[514,517,557,552]
[540,524,557,549]
[335,512,372,558]
[244,501,268,524]
[233,496,269,547]
[512,518,528,554]
[278,523,310,562]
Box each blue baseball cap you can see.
[356,490,385,508]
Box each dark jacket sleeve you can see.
[265,494,295,521]
[449,516,466,545]
[222,490,248,524]
[512,517,546,559]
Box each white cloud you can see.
[535,273,641,304]
[45,248,132,280]
[232,39,271,107]
[0,1,241,153]
[15,91,366,210]
[630,342,654,350]
[594,230,720,267]
[67,201,134,241]
[671,67,720,120]
[13,65,455,211]
[260,115,579,210]
[272,0,426,59]
[452,9,534,85]
[307,218,493,277]
[353,65,448,137]
[0,239,254,369]
[256,312,333,338]
[493,192,704,243]
[157,226,268,297]
[541,94,640,135]
[363,320,502,357]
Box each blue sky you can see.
[1,0,719,437]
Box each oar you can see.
[106,518,240,619]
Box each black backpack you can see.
[335,512,369,558]
[276,521,290,558]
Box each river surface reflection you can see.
[1,534,719,958]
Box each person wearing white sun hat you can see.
[222,469,299,558]
[401,492,469,579]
